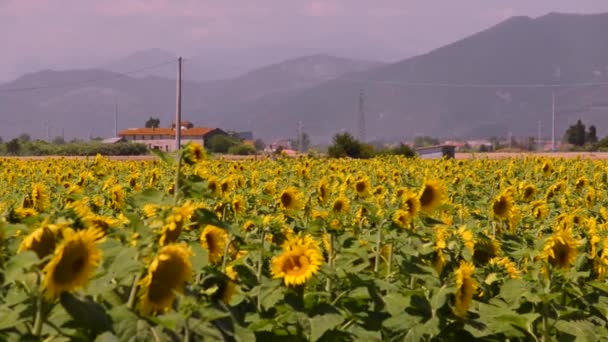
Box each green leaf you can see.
[94,332,119,342]
[60,292,112,335]
[3,251,38,284]
[383,293,410,316]
[109,306,139,338]
[0,307,26,331]
[310,313,344,341]
[554,320,597,342]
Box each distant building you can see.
[416,145,456,159]
[118,126,227,151]
[101,137,126,144]
[265,139,292,152]
[235,131,254,140]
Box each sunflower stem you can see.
[32,291,44,337]
[32,272,44,337]
[386,243,393,281]
[325,232,334,297]
[374,223,383,274]
[127,273,142,310]
[257,230,266,311]
[174,149,183,204]
[221,233,233,273]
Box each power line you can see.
[336,78,608,89]
[0,59,177,93]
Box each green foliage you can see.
[206,134,240,154]
[413,136,440,148]
[564,119,587,146]
[145,117,160,128]
[0,141,148,156]
[328,133,371,159]
[227,143,256,155]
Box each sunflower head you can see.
[200,225,231,264]
[418,180,446,213]
[278,187,303,212]
[271,235,323,287]
[138,244,193,315]
[42,228,104,300]
[492,192,513,220]
[19,225,56,260]
[354,177,371,198]
[31,183,50,212]
[182,142,206,165]
[207,177,221,197]
[531,201,549,221]
[331,196,350,215]
[232,195,246,216]
[392,209,413,229]
[317,179,330,204]
[542,229,578,270]
[401,190,421,218]
[454,261,477,317]
[519,183,536,202]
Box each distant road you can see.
[4,152,608,161]
[455,152,608,159]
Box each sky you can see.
[1,0,608,82]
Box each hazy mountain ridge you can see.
[0,54,384,139]
[220,12,608,142]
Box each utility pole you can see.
[114,101,118,137]
[551,91,555,152]
[358,89,365,142]
[537,120,542,151]
[45,120,50,141]
[297,120,303,153]
[175,57,182,151]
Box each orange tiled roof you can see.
[118,127,217,137]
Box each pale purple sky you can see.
[1,0,608,81]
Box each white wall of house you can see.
[127,137,205,152]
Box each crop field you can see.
[2,146,608,341]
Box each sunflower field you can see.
[2,146,608,341]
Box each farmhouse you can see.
[118,124,227,151]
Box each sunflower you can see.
[221,265,238,304]
[232,195,246,216]
[518,183,536,202]
[271,235,323,287]
[207,177,221,197]
[200,225,231,264]
[473,234,501,265]
[594,238,608,280]
[18,225,56,260]
[458,226,475,254]
[574,177,588,192]
[317,179,330,204]
[31,183,50,212]
[392,209,413,229]
[138,244,193,315]
[109,185,125,211]
[278,187,303,212]
[143,204,160,218]
[542,229,578,270]
[491,192,513,220]
[489,257,520,279]
[354,177,371,198]
[433,226,448,275]
[531,201,549,220]
[400,190,421,218]
[182,142,205,165]
[454,261,477,317]
[331,196,350,215]
[418,179,446,213]
[42,228,103,299]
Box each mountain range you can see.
[1,12,608,143]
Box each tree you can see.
[18,133,31,143]
[145,117,160,128]
[587,125,598,144]
[413,136,439,148]
[564,119,587,146]
[6,138,20,155]
[52,136,66,145]
[206,134,240,153]
[327,132,374,158]
[254,139,266,151]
